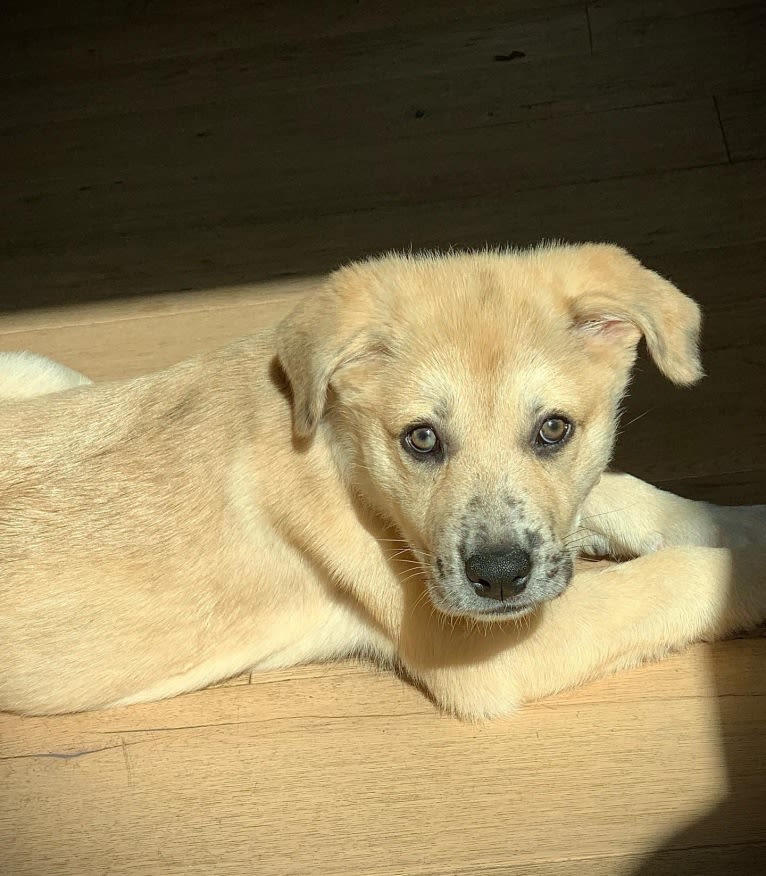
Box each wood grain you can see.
[1,101,725,217]
[588,0,765,50]
[2,640,765,876]
[716,88,766,162]
[4,159,766,311]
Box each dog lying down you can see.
[1,243,765,720]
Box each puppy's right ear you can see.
[564,244,703,386]
[275,268,388,437]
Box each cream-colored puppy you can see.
[1,244,764,719]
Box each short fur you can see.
[1,243,764,719]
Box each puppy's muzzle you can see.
[464,545,532,602]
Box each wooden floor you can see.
[1,1,765,874]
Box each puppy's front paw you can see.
[577,527,665,561]
[577,473,676,560]
[577,473,765,561]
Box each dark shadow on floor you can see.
[2,1,765,313]
[631,631,766,874]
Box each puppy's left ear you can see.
[567,244,703,385]
[275,265,389,437]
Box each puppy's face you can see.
[278,245,702,620]
[329,320,616,619]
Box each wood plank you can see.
[0,100,726,229]
[3,0,580,43]
[0,297,297,378]
[0,277,312,332]
[654,471,766,505]
[588,0,765,50]
[3,18,766,132]
[2,639,763,761]
[442,845,766,876]
[1,4,589,88]
[716,88,766,162]
[2,159,764,310]
[2,640,765,876]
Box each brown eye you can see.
[402,424,443,461]
[408,426,438,453]
[536,416,572,447]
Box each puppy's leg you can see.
[0,351,92,400]
[401,546,766,720]
[578,472,766,558]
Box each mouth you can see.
[452,595,546,621]
[424,576,545,621]
[473,601,537,616]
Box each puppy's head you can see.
[277,244,702,620]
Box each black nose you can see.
[465,547,532,601]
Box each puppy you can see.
[1,243,764,719]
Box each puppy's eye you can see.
[535,416,572,448]
[408,426,438,452]
[402,424,442,458]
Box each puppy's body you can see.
[2,245,765,718]
[1,341,387,712]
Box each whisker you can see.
[399,568,428,583]
[563,532,597,547]
[562,530,592,545]
[410,586,432,617]
[386,548,417,559]
[621,407,654,429]
[577,504,638,524]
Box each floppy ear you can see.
[275,268,388,437]
[566,245,703,385]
